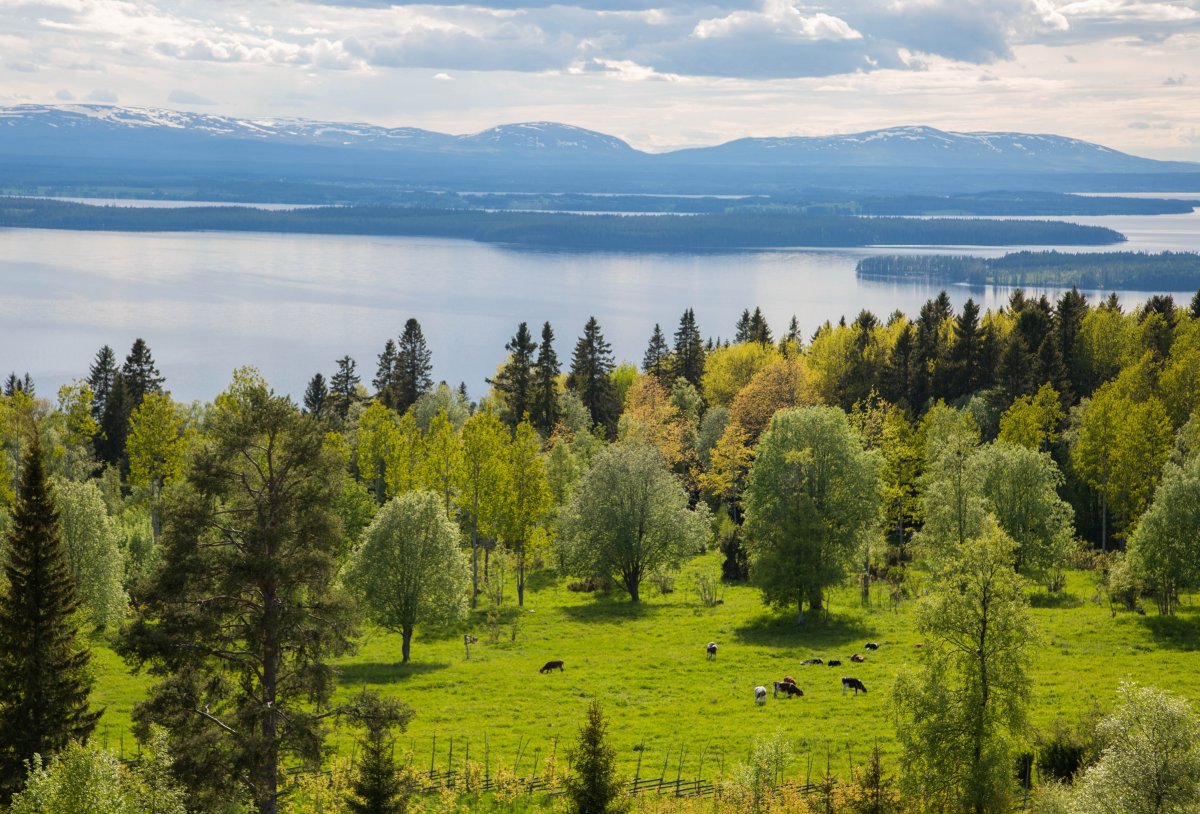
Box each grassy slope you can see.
[90,558,1200,781]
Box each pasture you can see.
[89,555,1200,783]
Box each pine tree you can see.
[672,309,705,389]
[345,692,414,814]
[0,438,101,802]
[948,298,983,399]
[87,345,118,427]
[122,338,164,408]
[3,373,34,397]
[567,317,619,437]
[780,315,802,352]
[303,373,329,420]
[747,307,772,345]
[564,700,625,814]
[532,322,561,436]
[1191,289,1200,320]
[373,339,398,404]
[642,324,672,383]
[1056,287,1089,396]
[489,322,538,427]
[394,319,433,414]
[330,356,361,419]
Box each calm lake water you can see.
[3,204,1199,402]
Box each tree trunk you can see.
[470,525,479,609]
[402,626,413,663]
[260,584,280,814]
[1100,494,1108,553]
[627,570,640,603]
[517,554,526,608]
[808,589,823,614]
[797,589,805,625]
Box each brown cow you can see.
[774,681,804,698]
[850,654,866,663]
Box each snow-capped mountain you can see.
[0,104,1194,193]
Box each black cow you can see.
[842,677,868,695]
[540,660,565,673]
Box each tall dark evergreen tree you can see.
[87,345,118,427]
[2,373,34,397]
[567,317,619,437]
[672,308,705,389]
[122,338,164,408]
[0,438,101,802]
[532,322,561,436]
[882,324,918,408]
[780,315,802,351]
[303,373,330,420]
[996,333,1034,402]
[948,299,983,399]
[394,318,433,414]
[642,324,672,383]
[124,374,356,814]
[345,692,414,814]
[489,322,538,427]
[747,307,773,345]
[330,356,361,420]
[373,339,398,403]
[96,373,131,469]
[1190,289,1200,320]
[564,700,624,814]
[1056,287,1089,397]
[734,309,752,343]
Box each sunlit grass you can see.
[90,558,1200,782]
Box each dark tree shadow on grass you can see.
[559,595,666,622]
[733,610,873,650]
[1029,591,1085,609]
[1138,608,1200,651]
[526,569,561,593]
[338,661,450,685]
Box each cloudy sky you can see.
[1,0,1198,158]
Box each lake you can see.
[3,205,1199,403]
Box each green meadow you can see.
[89,557,1200,782]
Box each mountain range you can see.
[2,104,1197,195]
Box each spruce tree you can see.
[330,356,361,419]
[780,315,802,352]
[345,692,414,814]
[564,700,625,814]
[122,338,165,408]
[642,324,672,383]
[87,345,118,426]
[747,307,772,345]
[303,373,329,420]
[394,319,433,414]
[734,309,752,343]
[3,373,34,397]
[0,438,101,802]
[567,317,619,437]
[96,373,131,469]
[532,322,561,436]
[1191,288,1200,320]
[373,339,399,406]
[672,308,705,389]
[489,322,538,427]
[949,298,983,399]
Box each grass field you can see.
[89,555,1200,784]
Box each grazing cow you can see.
[782,676,797,686]
[707,642,718,660]
[800,658,823,666]
[842,677,868,696]
[539,660,565,673]
[774,681,804,698]
[864,642,879,650]
[755,686,767,705]
[850,654,866,663]
[827,659,842,667]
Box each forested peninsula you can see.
[0,197,1125,250]
[857,250,1200,289]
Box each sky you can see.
[1,0,1199,159]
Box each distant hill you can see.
[1,104,1197,195]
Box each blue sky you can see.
[2,0,1198,158]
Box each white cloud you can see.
[693,3,862,41]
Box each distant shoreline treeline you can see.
[856,250,1200,289]
[0,197,1125,251]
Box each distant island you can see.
[856,250,1200,290]
[0,197,1126,251]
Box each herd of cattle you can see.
[538,641,883,704]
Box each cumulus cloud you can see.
[693,3,862,41]
[86,88,117,102]
[54,88,74,100]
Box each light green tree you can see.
[501,420,552,606]
[417,410,462,516]
[918,403,985,557]
[454,409,508,607]
[997,384,1064,451]
[53,477,127,630]
[347,490,469,663]
[893,518,1036,814]
[126,391,188,540]
[1127,457,1200,615]
[559,443,707,602]
[974,442,1076,589]
[743,406,880,622]
[1073,683,1200,814]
